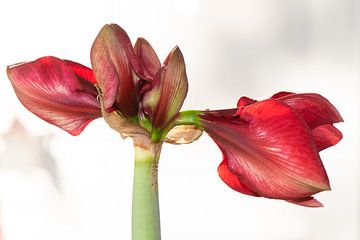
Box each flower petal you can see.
[142,47,188,129]
[200,99,330,200]
[218,160,258,196]
[270,91,294,99]
[286,197,323,207]
[275,93,343,129]
[237,96,256,108]
[312,124,343,151]
[64,60,97,84]
[205,108,237,117]
[134,38,161,78]
[90,24,140,116]
[7,56,101,135]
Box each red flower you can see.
[199,92,343,207]
[7,24,190,141]
[7,23,343,207]
[7,58,101,135]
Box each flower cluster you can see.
[7,24,343,207]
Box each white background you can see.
[0,0,359,239]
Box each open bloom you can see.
[7,24,343,207]
[7,24,200,143]
[199,92,343,207]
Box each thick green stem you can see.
[176,110,202,126]
[132,139,162,240]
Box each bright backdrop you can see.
[0,0,359,239]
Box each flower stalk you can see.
[132,138,162,240]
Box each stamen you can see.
[94,84,104,103]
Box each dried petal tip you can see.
[164,125,203,144]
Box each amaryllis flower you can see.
[7,57,101,136]
[198,92,343,207]
[7,23,343,240]
[7,24,201,143]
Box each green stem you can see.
[132,139,162,240]
[176,110,202,126]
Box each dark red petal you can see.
[312,124,343,151]
[142,47,188,129]
[218,160,258,196]
[7,57,101,135]
[205,108,237,117]
[271,91,294,99]
[201,99,330,201]
[90,24,139,116]
[134,38,161,79]
[237,92,294,108]
[286,197,323,207]
[276,93,343,129]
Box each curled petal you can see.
[275,93,343,129]
[312,124,343,151]
[90,24,140,116]
[246,92,344,150]
[134,38,161,78]
[201,100,330,202]
[7,56,101,135]
[142,47,188,129]
[163,125,202,144]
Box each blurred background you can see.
[0,0,358,239]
